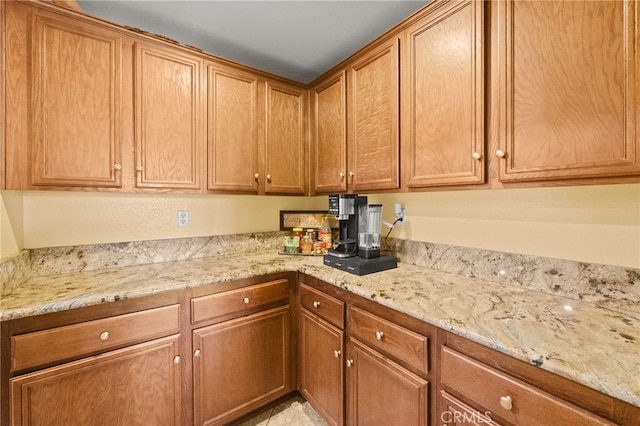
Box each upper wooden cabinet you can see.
[264,81,307,195]
[206,64,260,193]
[347,38,401,192]
[311,71,348,194]
[493,0,640,182]
[4,2,126,189]
[134,42,205,190]
[402,0,485,188]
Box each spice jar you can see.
[300,233,313,254]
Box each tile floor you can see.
[236,395,327,426]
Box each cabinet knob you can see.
[99,331,110,341]
[349,171,355,178]
[243,297,250,304]
[254,173,259,180]
[334,350,341,358]
[339,172,345,179]
[375,331,384,341]
[194,349,201,357]
[313,301,321,308]
[495,149,506,158]
[346,359,354,367]
[471,152,482,160]
[113,164,122,171]
[135,165,143,172]
[499,395,513,410]
[266,174,272,182]
[173,355,181,364]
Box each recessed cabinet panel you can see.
[346,337,428,426]
[10,336,182,426]
[348,38,400,191]
[300,310,344,426]
[403,0,484,187]
[264,82,307,195]
[31,14,122,188]
[312,71,348,194]
[496,0,640,181]
[135,43,204,190]
[193,306,291,425]
[207,66,260,193]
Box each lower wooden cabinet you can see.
[440,346,613,426]
[346,337,429,426]
[10,335,183,426]
[192,305,292,425]
[299,309,344,426]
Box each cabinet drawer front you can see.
[300,283,345,329]
[11,304,180,372]
[347,306,428,374]
[441,347,614,426]
[191,278,289,324]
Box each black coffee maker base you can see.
[323,255,397,276]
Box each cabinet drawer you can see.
[347,306,428,374]
[299,283,345,329]
[11,304,180,372]
[191,278,289,324]
[441,347,614,426]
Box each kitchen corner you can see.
[2,232,639,411]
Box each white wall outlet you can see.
[394,203,406,225]
[177,210,189,227]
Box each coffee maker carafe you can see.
[327,194,368,258]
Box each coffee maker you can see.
[327,194,368,258]
[324,194,397,275]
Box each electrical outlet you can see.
[394,203,406,225]
[178,210,189,227]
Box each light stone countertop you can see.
[1,250,639,409]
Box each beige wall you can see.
[1,184,639,268]
[367,184,640,269]
[1,191,24,259]
[18,191,324,250]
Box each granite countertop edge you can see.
[1,250,638,408]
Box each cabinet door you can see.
[135,42,204,190]
[494,0,640,181]
[30,12,123,188]
[264,81,307,195]
[10,336,182,426]
[348,38,400,192]
[346,338,428,426]
[403,0,484,188]
[299,309,344,426]
[207,65,260,193]
[193,306,292,425]
[311,71,348,194]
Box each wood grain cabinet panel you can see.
[264,81,307,195]
[440,347,614,426]
[11,304,180,372]
[494,0,640,182]
[10,335,183,426]
[346,337,429,426]
[348,38,400,192]
[134,42,204,190]
[402,0,485,188]
[3,2,125,189]
[207,65,260,193]
[299,309,344,426]
[311,70,348,194]
[192,306,292,425]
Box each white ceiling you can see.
[76,0,429,83]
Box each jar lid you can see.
[292,227,303,232]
